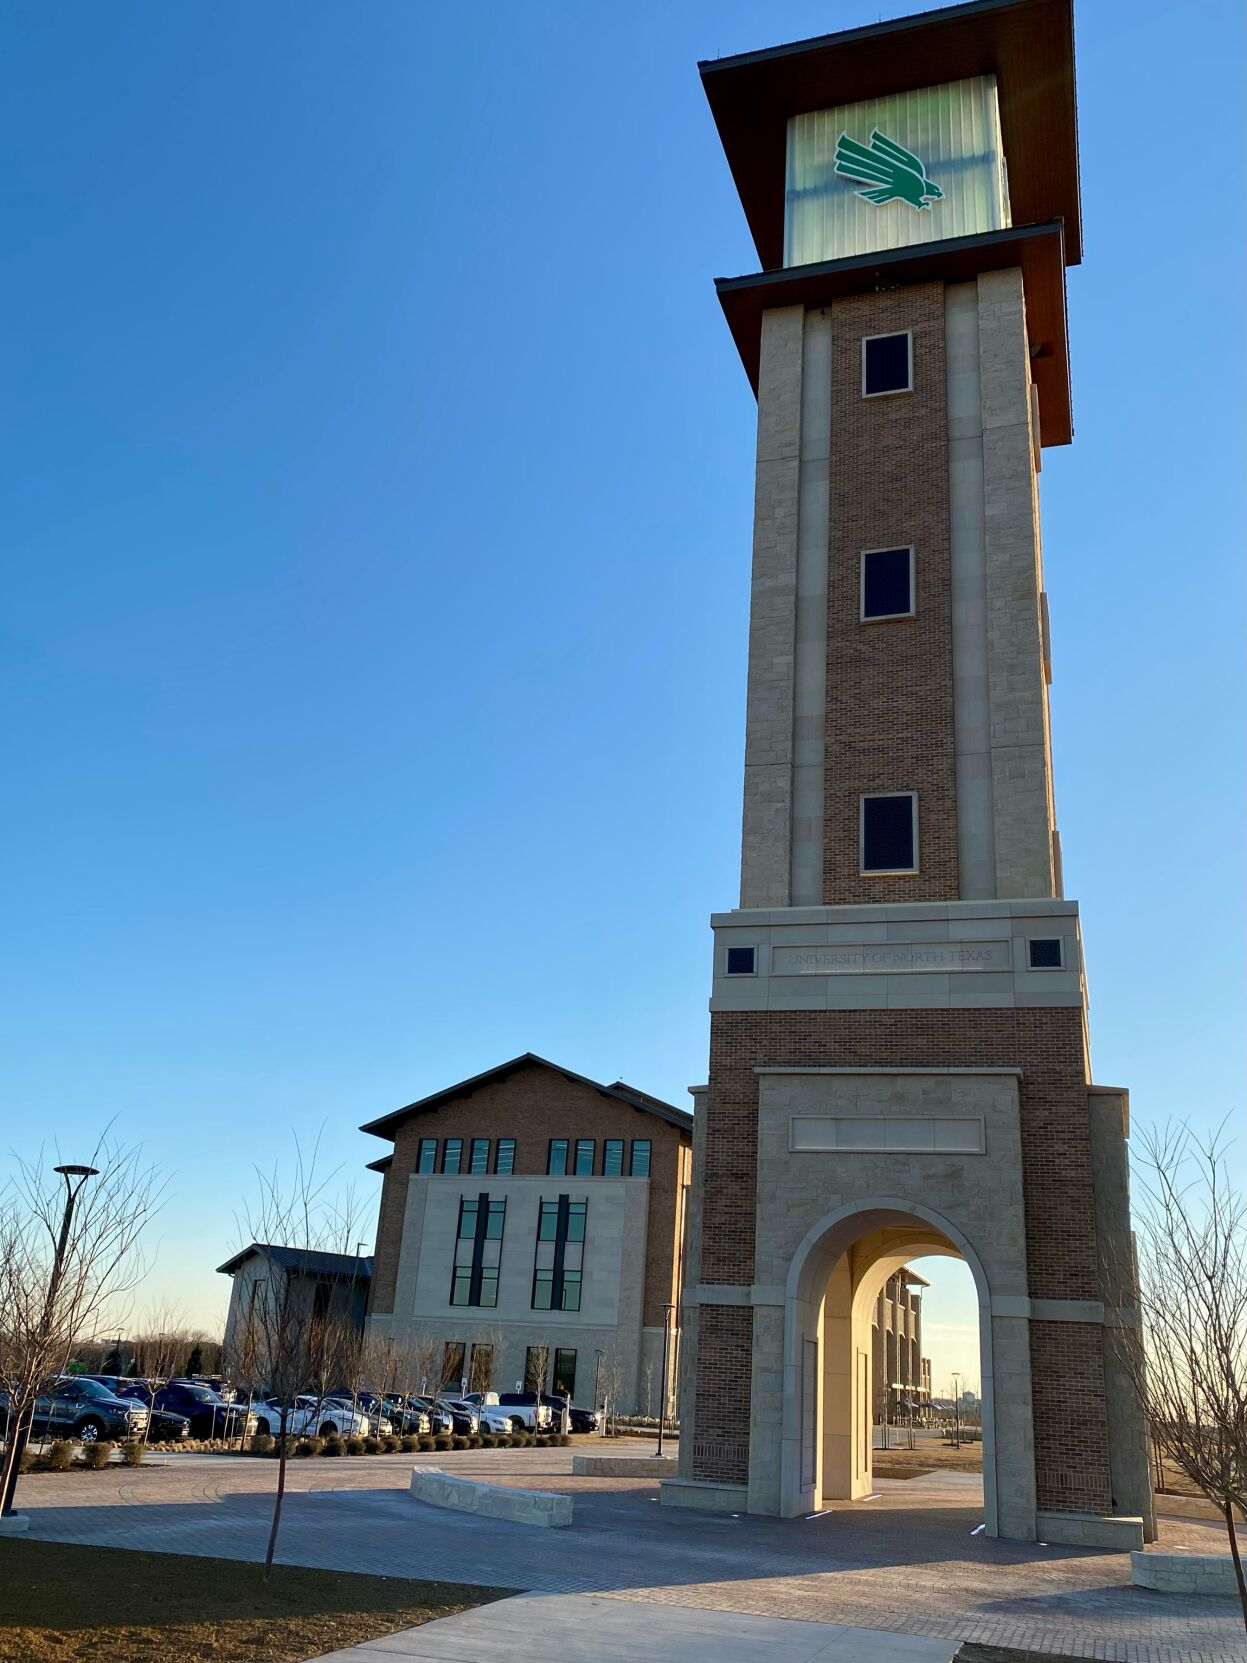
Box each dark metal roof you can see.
[700,0,1081,271]
[716,220,1072,445]
[216,1243,373,1279]
[359,1052,693,1142]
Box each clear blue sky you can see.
[3,0,1242,1365]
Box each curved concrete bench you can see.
[410,1466,572,1528]
[1132,1550,1241,1597]
[571,1454,676,1478]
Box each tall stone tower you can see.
[665,0,1153,1548]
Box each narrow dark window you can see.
[450,1193,505,1308]
[573,1138,594,1176]
[552,1348,577,1399]
[415,1138,438,1174]
[725,946,756,975]
[494,1138,516,1175]
[442,1138,463,1175]
[468,1342,493,1392]
[861,548,914,620]
[861,793,917,873]
[547,1138,568,1176]
[602,1139,624,1177]
[1028,938,1064,969]
[630,1140,652,1178]
[524,1346,548,1391]
[531,1195,588,1312]
[862,331,912,396]
[468,1138,490,1175]
[441,1341,465,1390]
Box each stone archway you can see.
[776,1197,1003,1535]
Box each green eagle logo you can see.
[833,129,944,211]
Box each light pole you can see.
[951,1372,962,1449]
[656,1303,676,1459]
[593,1350,604,1436]
[1,1163,98,1518]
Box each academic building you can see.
[362,1054,692,1410]
[663,0,1153,1549]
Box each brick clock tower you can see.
[665,0,1154,1548]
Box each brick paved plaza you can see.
[13,1444,1243,1661]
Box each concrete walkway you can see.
[12,1443,1244,1661]
[310,1592,958,1662]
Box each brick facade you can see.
[824,284,959,904]
[368,1060,690,1329]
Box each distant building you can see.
[361,1053,693,1411]
[217,1244,372,1365]
[871,1269,932,1423]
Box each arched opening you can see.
[779,1199,998,1534]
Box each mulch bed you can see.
[0,1539,508,1662]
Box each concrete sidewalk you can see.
[311,1592,959,1662]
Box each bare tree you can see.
[0,1139,162,1517]
[597,1346,625,1436]
[468,1326,504,1395]
[129,1300,190,1450]
[1107,1122,1247,1629]
[233,1138,362,1577]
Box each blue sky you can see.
[3,0,1242,1378]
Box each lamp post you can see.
[951,1371,962,1450]
[656,1303,676,1459]
[1,1163,98,1519]
[593,1349,604,1437]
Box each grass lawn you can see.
[0,1539,509,1663]
[875,1440,983,1479]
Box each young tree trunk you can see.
[1224,1502,1247,1633]
[263,1404,290,1579]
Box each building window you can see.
[468,1138,490,1175]
[861,547,915,621]
[441,1341,465,1391]
[552,1348,577,1399]
[861,793,918,874]
[532,1196,587,1312]
[416,1138,438,1174]
[630,1140,651,1178]
[573,1138,595,1176]
[862,330,912,397]
[450,1193,506,1308]
[468,1342,494,1393]
[1028,937,1065,969]
[494,1138,516,1175]
[547,1138,568,1176]
[725,945,756,975]
[524,1346,548,1392]
[442,1138,463,1175]
[602,1139,624,1177]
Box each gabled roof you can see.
[359,1052,693,1143]
[216,1243,373,1279]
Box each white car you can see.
[474,1403,520,1435]
[253,1395,372,1438]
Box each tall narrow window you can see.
[441,1341,465,1390]
[552,1348,577,1399]
[442,1138,463,1175]
[524,1346,548,1392]
[602,1139,624,1176]
[861,793,919,874]
[861,547,915,621]
[573,1138,595,1176]
[415,1138,438,1174]
[862,331,912,396]
[547,1138,568,1176]
[630,1140,651,1177]
[468,1342,494,1393]
[531,1196,588,1312]
[494,1138,516,1175]
[450,1193,506,1308]
[468,1138,490,1175]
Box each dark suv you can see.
[118,1379,254,1439]
[3,1377,150,1444]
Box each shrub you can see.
[121,1442,145,1467]
[82,1441,114,1470]
[479,1434,495,1450]
[508,1432,526,1448]
[362,1436,381,1455]
[46,1441,74,1472]
[345,1436,364,1455]
[433,1435,451,1452]
[382,1435,400,1453]
[556,1433,570,1447]
[448,1435,465,1451]
[321,1436,344,1457]
[400,1434,419,1453]
[250,1433,276,1456]
[417,1435,434,1452]
[294,1437,323,1458]
[18,1450,37,1473]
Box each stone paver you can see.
[12,1443,1245,1662]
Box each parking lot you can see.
[12,1440,1243,1661]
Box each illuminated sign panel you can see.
[784,75,1009,267]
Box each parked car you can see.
[128,1380,255,1440]
[326,1395,392,1435]
[496,1392,553,1431]
[568,1405,600,1435]
[380,1395,431,1436]
[469,1401,520,1435]
[409,1396,454,1436]
[253,1395,371,1439]
[539,1394,572,1435]
[1,1377,150,1444]
[434,1398,480,1436]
